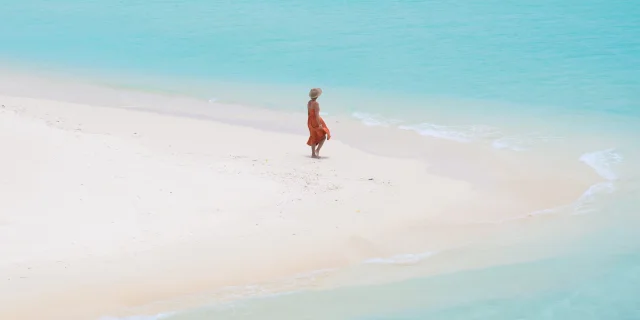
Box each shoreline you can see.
[0,74,607,320]
[0,68,635,147]
[0,69,610,185]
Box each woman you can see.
[306,88,331,158]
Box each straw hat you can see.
[309,88,323,99]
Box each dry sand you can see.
[0,89,598,319]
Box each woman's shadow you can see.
[305,155,330,160]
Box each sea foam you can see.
[398,123,500,143]
[352,112,401,127]
[538,149,623,215]
[98,313,174,320]
[492,133,563,151]
[484,149,625,221]
[569,149,623,214]
[363,251,437,265]
[579,148,624,181]
[352,112,564,151]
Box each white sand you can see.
[0,90,597,319]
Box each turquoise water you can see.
[2,0,639,116]
[2,0,640,319]
[170,250,640,320]
[160,195,640,320]
[2,0,639,145]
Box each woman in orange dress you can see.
[307,88,331,158]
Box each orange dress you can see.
[307,106,331,146]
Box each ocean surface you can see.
[2,0,639,319]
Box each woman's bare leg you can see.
[315,136,326,157]
[311,145,318,158]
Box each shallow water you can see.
[2,0,638,150]
[114,192,640,320]
[2,0,639,113]
[2,0,639,319]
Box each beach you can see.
[2,0,639,319]
[0,78,603,319]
